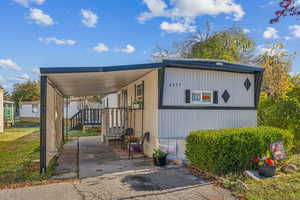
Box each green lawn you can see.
[14,121,39,128]
[0,127,40,186]
[67,129,99,137]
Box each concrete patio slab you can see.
[0,136,236,200]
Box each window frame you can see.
[190,90,213,104]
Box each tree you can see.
[187,27,256,63]
[152,26,256,64]
[289,74,300,86]
[287,86,300,102]
[11,81,40,112]
[257,43,295,100]
[270,0,300,24]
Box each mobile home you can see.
[39,59,264,172]
[20,98,100,122]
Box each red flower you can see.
[266,158,274,165]
[251,157,259,162]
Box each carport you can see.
[39,63,160,173]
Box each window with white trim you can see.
[190,90,213,104]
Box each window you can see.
[134,83,144,108]
[32,104,38,113]
[190,90,213,104]
[136,84,143,98]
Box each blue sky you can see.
[0,0,299,90]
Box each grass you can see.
[14,121,39,128]
[0,128,39,142]
[0,127,41,186]
[67,129,100,138]
[216,149,300,200]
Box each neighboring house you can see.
[39,59,264,172]
[3,100,14,127]
[102,93,118,108]
[19,101,40,122]
[20,98,101,122]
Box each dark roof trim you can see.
[163,59,264,73]
[40,59,264,75]
[40,63,161,74]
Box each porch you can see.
[40,63,160,173]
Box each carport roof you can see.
[40,59,264,97]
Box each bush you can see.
[258,96,300,141]
[185,126,293,175]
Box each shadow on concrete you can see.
[121,167,208,192]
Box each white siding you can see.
[102,94,118,108]
[20,104,40,118]
[64,102,80,119]
[163,68,255,107]
[158,109,257,159]
[158,109,257,139]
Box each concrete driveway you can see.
[0,166,235,200]
[0,136,235,200]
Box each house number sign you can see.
[168,82,182,88]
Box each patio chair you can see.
[128,132,150,159]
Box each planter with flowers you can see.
[153,149,168,166]
[252,150,277,177]
[127,136,141,152]
[132,100,143,109]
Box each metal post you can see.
[40,76,47,174]
[66,97,69,141]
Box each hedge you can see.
[185,126,293,174]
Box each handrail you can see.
[70,108,101,130]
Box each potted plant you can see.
[252,151,277,177]
[132,100,143,109]
[153,149,168,166]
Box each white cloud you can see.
[138,0,168,22]
[284,36,291,40]
[115,44,136,53]
[257,45,286,56]
[138,0,245,23]
[243,28,250,33]
[14,0,45,7]
[31,68,40,75]
[6,73,31,83]
[29,8,54,26]
[38,37,76,45]
[80,9,98,28]
[289,25,300,38]
[0,59,22,71]
[160,21,196,33]
[20,73,30,81]
[295,0,300,5]
[93,43,109,52]
[263,27,279,39]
